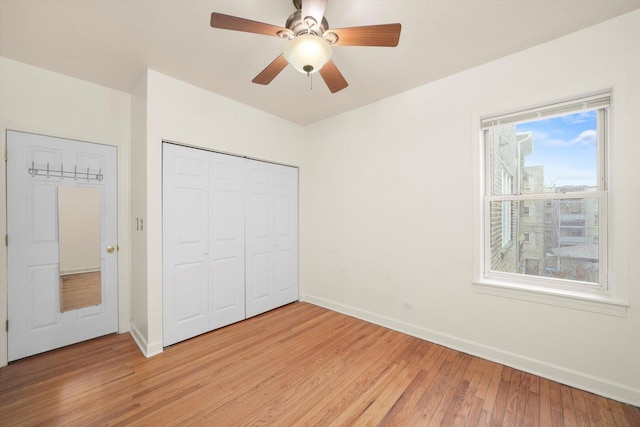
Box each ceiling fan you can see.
[210,0,401,93]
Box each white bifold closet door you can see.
[163,143,298,346]
[245,159,299,318]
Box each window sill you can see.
[473,279,628,317]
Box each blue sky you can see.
[517,110,597,188]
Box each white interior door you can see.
[208,151,246,330]
[245,160,298,318]
[163,144,245,346]
[162,144,209,346]
[7,131,118,361]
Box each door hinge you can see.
[3,148,6,162]
[4,234,7,247]
[5,320,7,332]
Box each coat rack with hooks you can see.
[28,161,103,182]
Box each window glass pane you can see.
[489,110,598,195]
[489,198,599,283]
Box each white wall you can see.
[0,57,132,367]
[300,10,640,405]
[133,70,304,356]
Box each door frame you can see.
[0,125,131,367]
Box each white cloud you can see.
[571,129,596,146]
[536,129,596,148]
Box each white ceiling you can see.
[1,0,639,125]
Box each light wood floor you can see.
[1,302,638,426]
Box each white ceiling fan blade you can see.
[301,0,327,30]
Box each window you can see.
[544,212,553,223]
[481,93,608,291]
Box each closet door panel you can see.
[246,160,298,318]
[245,161,274,317]
[173,262,207,322]
[273,167,298,298]
[163,144,210,346]
[208,152,246,329]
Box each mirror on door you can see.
[58,187,102,312]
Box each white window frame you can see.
[472,91,628,317]
[501,171,512,247]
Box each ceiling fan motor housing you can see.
[286,10,329,37]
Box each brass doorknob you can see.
[106,246,115,253]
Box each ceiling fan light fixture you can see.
[283,33,332,75]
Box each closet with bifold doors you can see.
[162,143,298,346]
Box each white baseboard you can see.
[300,293,640,407]
[129,321,163,358]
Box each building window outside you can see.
[482,93,608,289]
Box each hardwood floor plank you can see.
[377,367,430,423]
[571,387,589,417]
[594,393,618,426]
[452,358,487,426]
[376,343,447,426]
[427,354,473,425]
[460,358,500,426]
[502,369,523,426]
[488,366,512,426]
[321,337,434,426]
[524,386,542,427]
[481,361,505,422]
[514,372,534,427]
[229,325,395,425]
[409,350,469,424]
[1,302,638,426]
[622,403,640,426]
[296,338,432,426]
[548,379,566,426]
[539,378,553,427]
[560,384,578,426]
